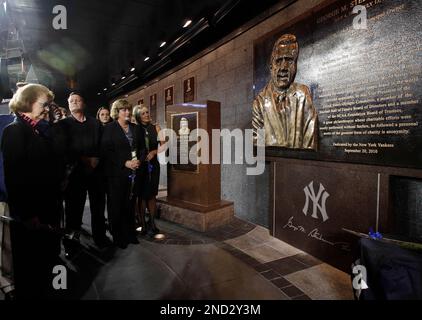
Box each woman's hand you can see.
[146,150,157,161]
[125,159,140,170]
[81,156,99,170]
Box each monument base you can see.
[157,197,234,232]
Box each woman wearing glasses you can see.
[1,84,64,299]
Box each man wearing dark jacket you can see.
[60,92,110,252]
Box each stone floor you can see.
[1,199,354,300]
[58,214,353,300]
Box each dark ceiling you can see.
[1,0,281,107]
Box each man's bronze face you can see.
[270,44,297,90]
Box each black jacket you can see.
[1,117,63,224]
[59,115,102,164]
[101,121,145,178]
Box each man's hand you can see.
[125,159,140,170]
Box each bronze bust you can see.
[252,34,318,150]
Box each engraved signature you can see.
[283,216,306,233]
[283,216,351,252]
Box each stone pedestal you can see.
[162,100,234,231]
[157,197,234,232]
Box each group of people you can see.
[1,83,162,299]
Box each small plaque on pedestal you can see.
[158,100,234,232]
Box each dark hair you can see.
[68,91,84,101]
[96,107,110,120]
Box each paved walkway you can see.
[61,215,353,300]
[1,202,353,300]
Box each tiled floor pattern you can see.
[140,216,353,299]
[1,206,354,300]
[143,216,255,245]
[74,217,353,300]
[221,226,353,300]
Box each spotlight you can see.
[154,233,165,240]
[144,56,150,62]
[103,88,107,91]
[160,41,166,48]
[130,67,135,72]
[183,20,192,28]
[121,75,126,80]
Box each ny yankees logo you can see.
[303,181,330,222]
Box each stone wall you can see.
[392,177,422,242]
[124,0,326,227]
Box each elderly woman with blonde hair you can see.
[1,84,64,299]
[101,99,145,248]
[133,105,163,236]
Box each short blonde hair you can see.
[9,84,54,113]
[110,99,132,120]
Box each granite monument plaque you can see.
[254,0,422,168]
